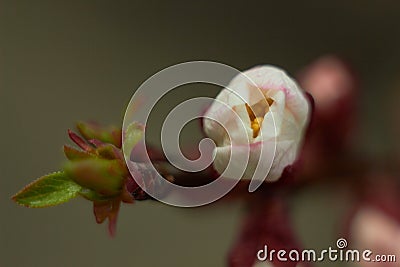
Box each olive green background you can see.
[1,1,400,267]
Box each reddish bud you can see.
[77,121,122,148]
[298,55,358,151]
[344,178,400,267]
[68,129,93,152]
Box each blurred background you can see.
[1,1,400,266]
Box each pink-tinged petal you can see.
[228,66,310,126]
[203,66,310,183]
[298,55,357,118]
[297,55,357,155]
[350,208,400,267]
[345,180,400,267]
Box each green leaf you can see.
[123,122,144,159]
[12,172,82,208]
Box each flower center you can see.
[245,97,274,138]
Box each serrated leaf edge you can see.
[12,171,82,208]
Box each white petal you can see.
[203,101,253,146]
[204,65,310,182]
[213,141,275,181]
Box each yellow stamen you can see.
[251,117,264,138]
[245,95,274,138]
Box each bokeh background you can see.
[1,1,400,266]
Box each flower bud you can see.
[203,66,310,182]
[350,207,400,267]
[297,55,358,150]
[297,56,359,177]
[76,121,122,148]
[64,158,127,196]
[346,180,400,267]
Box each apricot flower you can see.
[203,66,310,182]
